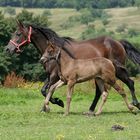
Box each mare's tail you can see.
[120,40,140,65]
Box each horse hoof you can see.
[40,105,50,113]
[94,112,101,116]
[132,102,140,110]
[58,100,64,108]
[63,113,69,116]
[54,98,64,108]
[82,111,94,116]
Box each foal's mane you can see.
[28,24,75,59]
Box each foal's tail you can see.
[120,40,140,65]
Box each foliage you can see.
[0,9,50,83]
[115,24,128,33]
[102,18,110,26]
[127,28,139,37]
[0,0,138,9]
[81,26,114,40]
[42,9,52,17]
[4,71,25,88]
[4,6,16,15]
[135,0,140,8]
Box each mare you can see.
[5,21,140,114]
[40,44,134,115]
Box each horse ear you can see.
[16,19,25,30]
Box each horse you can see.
[40,44,135,115]
[5,20,140,115]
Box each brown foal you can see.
[40,45,134,116]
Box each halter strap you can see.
[10,26,32,52]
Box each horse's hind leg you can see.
[83,81,102,116]
[116,66,140,109]
[113,83,135,112]
[94,79,108,116]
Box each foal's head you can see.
[40,42,60,64]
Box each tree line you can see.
[0,0,140,9]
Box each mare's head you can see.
[5,20,32,54]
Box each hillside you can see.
[0,7,140,39]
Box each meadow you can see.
[0,79,140,140]
[1,7,140,39]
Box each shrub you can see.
[115,24,127,33]
[102,19,110,26]
[4,6,16,15]
[42,9,52,17]
[4,72,26,88]
[127,28,139,37]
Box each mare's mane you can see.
[28,24,75,59]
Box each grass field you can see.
[0,79,140,140]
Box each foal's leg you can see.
[94,79,108,116]
[65,80,75,116]
[83,81,102,116]
[112,83,135,112]
[48,73,64,107]
[43,80,65,112]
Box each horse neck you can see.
[60,49,74,70]
[31,29,47,54]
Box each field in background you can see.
[0,79,140,139]
[0,7,140,39]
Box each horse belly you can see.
[76,65,97,83]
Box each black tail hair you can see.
[120,40,140,65]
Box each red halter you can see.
[10,26,32,52]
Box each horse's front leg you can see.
[41,77,50,97]
[49,73,64,107]
[41,75,64,108]
[43,80,65,112]
[65,80,75,116]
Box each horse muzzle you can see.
[40,56,47,64]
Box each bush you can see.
[42,9,52,17]
[60,15,81,29]
[4,72,25,88]
[4,6,16,15]
[102,19,110,26]
[128,28,139,37]
[115,24,127,33]
[81,26,114,40]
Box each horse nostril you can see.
[40,57,45,64]
[40,57,47,64]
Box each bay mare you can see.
[40,44,135,115]
[5,21,140,114]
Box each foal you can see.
[41,45,134,116]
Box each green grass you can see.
[0,79,140,140]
